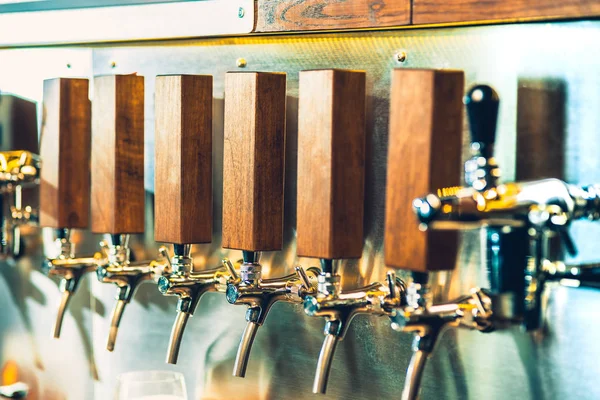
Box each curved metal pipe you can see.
[401,350,430,400]
[233,321,260,378]
[106,299,127,352]
[166,311,190,364]
[313,334,339,394]
[53,290,72,339]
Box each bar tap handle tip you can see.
[465,85,499,154]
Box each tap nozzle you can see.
[96,234,170,351]
[226,256,320,378]
[158,245,231,364]
[304,267,395,394]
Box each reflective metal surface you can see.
[0,0,254,47]
[0,20,600,399]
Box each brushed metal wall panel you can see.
[1,20,600,400]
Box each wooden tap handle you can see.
[91,75,145,234]
[154,74,213,244]
[296,69,367,260]
[222,72,287,251]
[39,78,91,229]
[384,69,464,272]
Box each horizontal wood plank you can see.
[384,69,464,272]
[413,0,600,25]
[155,74,213,244]
[256,0,410,32]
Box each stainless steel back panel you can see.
[0,20,599,399]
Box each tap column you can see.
[154,74,228,364]
[39,78,96,338]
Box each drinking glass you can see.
[114,370,187,400]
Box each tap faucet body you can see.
[225,251,321,377]
[157,244,231,364]
[95,234,170,351]
[43,228,103,338]
[303,261,403,394]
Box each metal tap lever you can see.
[226,258,320,378]
[157,246,230,364]
[96,236,170,351]
[44,229,103,338]
[304,275,400,394]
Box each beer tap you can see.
[397,78,600,398]
[152,74,232,364]
[221,71,321,378]
[382,69,495,400]
[412,84,600,329]
[0,94,40,258]
[39,78,102,339]
[95,234,169,351]
[89,74,170,351]
[0,150,40,258]
[294,69,400,394]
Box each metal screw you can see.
[238,7,245,18]
[395,51,407,63]
[66,63,72,69]
[111,61,117,68]
[236,58,247,68]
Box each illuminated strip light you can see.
[0,0,253,47]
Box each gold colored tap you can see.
[303,264,403,394]
[43,228,104,338]
[157,244,233,364]
[95,234,170,351]
[225,251,320,378]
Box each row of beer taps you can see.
[1,69,599,399]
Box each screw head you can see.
[395,51,407,63]
[236,58,247,68]
[238,7,245,18]
[110,61,117,68]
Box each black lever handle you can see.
[465,85,499,158]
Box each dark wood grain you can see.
[0,94,39,153]
[256,0,410,32]
[296,69,366,260]
[222,72,287,251]
[154,74,213,244]
[413,0,600,25]
[39,78,91,229]
[91,75,145,234]
[516,80,566,181]
[384,69,464,272]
